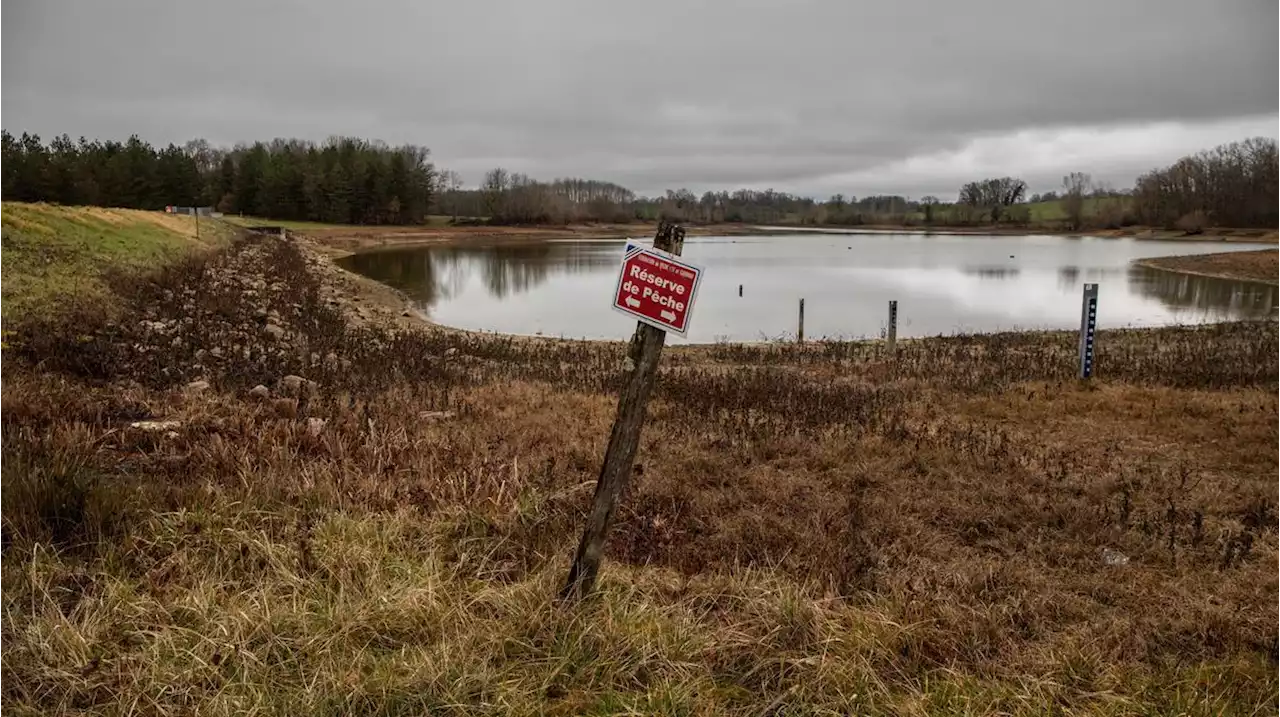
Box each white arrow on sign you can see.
[625,296,641,308]
[659,309,677,322]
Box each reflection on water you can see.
[1130,265,1277,319]
[339,234,1277,341]
[1058,266,1080,290]
[341,241,616,306]
[965,267,1021,279]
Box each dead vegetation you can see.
[2,234,1277,715]
[1136,248,1279,285]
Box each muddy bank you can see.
[305,222,778,259]
[1134,248,1279,285]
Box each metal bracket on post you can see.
[1078,283,1098,379]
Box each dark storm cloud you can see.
[4,0,1276,197]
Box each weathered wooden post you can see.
[886,300,898,355]
[1078,283,1098,379]
[798,298,805,343]
[738,284,743,297]
[561,221,701,600]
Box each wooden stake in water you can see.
[561,221,686,601]
[798,298,805,343]
[738,284,743,297]
[1078,283,1098,379]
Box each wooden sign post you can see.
[561,221,699,600]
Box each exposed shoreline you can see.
[305,223,779,260]
[1132,248,1279,286]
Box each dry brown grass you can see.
[2,235,1276,715]
[1135,249,1279,285]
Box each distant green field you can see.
[785,197,1134,227]
[914,196,1132,226]
[1,202,237,319]
[220,215,350,232]
[1025,197,1131,223]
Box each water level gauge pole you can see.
[1078,283,1098,379]
[887,300,898,356]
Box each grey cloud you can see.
[4,0,1276,197]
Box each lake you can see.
[338,233,1278,342]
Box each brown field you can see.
[2,231,1277,715]
[1135,249,1279,285]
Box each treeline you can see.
[2,133,202,211]
[638,189,997,226]
[646,189,819,224]
[214,138,436,225]
[464,182,928,226]
[1,132,437,224]
[4,131,1275,230]
[448,169,638,224]
[458,138,1279,229]
[1131,137,1277,230]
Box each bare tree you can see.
[920,195,939,224]
[437,169,464,220]
[959,177,1027,222]
[481,167,509,218]
[1062,172,1093,230]
[1133,137,1277,229]
[660,188,698,221]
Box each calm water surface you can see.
[339,233,1278,342]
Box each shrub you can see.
[1093,202,1138,230]
[1002,205,1031,226]
[1176,210,1209,235]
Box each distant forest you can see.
[1,133,436,225]
[2,131,1276,229]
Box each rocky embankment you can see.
[9,231,458,412]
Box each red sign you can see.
[611,242,703,336]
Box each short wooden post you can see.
[1078,283,1098,379]
[738,284,743,297]
[886,300,898,355]
[561,221,686,601]
[798,298,805,343]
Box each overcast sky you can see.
[4,0,1276,199]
